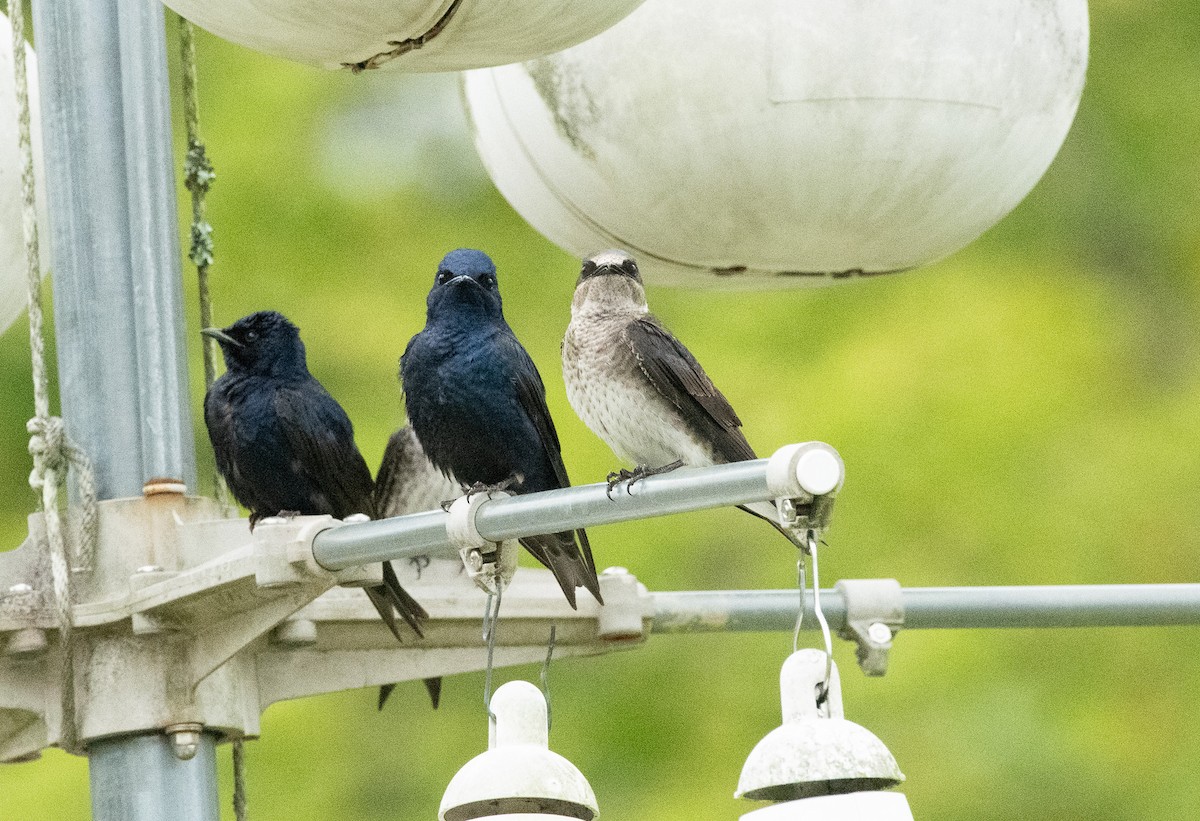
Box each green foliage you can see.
[3,3,1200,818]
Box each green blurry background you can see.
[2,1,1199,818]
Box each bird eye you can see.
[245,330,258,341]
[481,274,495,288]
[436,270,453,285]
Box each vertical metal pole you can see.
[89,734,220,820]
[29,0,209,818]
[30,0,196,499]
[117,0,196,487]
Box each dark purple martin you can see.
[562,250,806,550]
[202,311,437,705]
[400,249,602,608]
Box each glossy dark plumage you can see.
[202,311,438,707]
[400,249,601,608]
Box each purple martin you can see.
[562,250,806,549]
[202,310,431,658]
[374,425,462,519]
[400,249,602,608]
[372,424,462,710]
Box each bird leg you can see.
[606,460,685,498]
[409,555,431,580]
[441,474,523,510]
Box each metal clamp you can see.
[447,491,517,595]
[834,579,904,676]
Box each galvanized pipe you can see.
[89,733,219,821]
[313,443,843,570]
[649,584,1200,633]
[31,0,207,816]
[31,0,195,498]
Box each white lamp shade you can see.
[464,0,1089,287]
[0,17,48,337]
[439,681,598,821]
[161,0,646,72]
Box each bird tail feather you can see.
[377,677,442,711]
[738,500,809,550]
[519,529,603,609]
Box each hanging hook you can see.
[539,625,557,733]
[482,585,504,722]
[792,554,807,654]
[807,529,834,710]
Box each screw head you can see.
[867,622,893,645]
[465,549,484,573]
[166,724,204,760]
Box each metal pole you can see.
[29,0,208,817]
[313,449,840,569]
[30,0,195,499]
[89,734,219,820]
[649,584,1200,633]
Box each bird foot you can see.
[605,460,684,498]
[409,555,431,580]
[460,475,521,501]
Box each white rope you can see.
[9,0,98,757]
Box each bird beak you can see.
[201,327,241,348]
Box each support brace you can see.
[834,579,905,676]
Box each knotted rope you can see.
[9,0,98,757]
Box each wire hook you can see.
[792,554,807,654]
[807,529,834,710]
[539,625,557,734]
[482,584,504,721]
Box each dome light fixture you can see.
[440,680,599,821]
[737,650,912,821]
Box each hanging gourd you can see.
[0,13,47,336]
[158,0,647,72]
[463,0,1089,286]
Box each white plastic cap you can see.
[440,681,599,821]
[737,651,903,802]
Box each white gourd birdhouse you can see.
[737,651,912,820]
[463,0,1089,286]
[159,1,646,72]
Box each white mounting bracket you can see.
[0,492,652,763]
[834,579,905,676]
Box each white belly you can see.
[564,321,715,469]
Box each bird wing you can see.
[374,425,460,518]
[624,316,757,463]
[273,383,377,519]
[503,334,570,488]
[500,333,601,606]
[203,381,255,510]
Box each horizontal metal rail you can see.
[312,442,842,570]
[651,584,1200,633]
